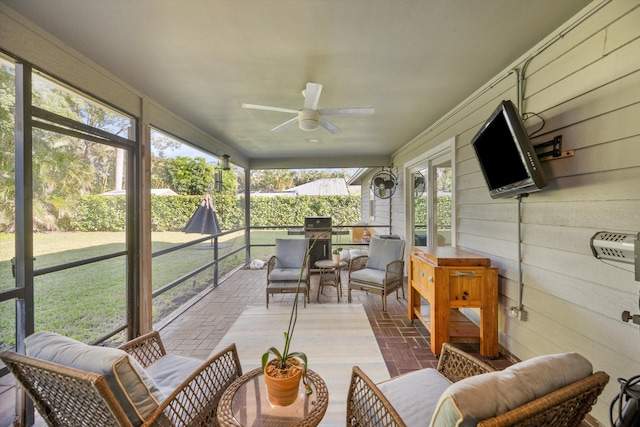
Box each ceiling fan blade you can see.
[319,116,340,134]
[318,107,375,115]
[242,103,298,114]
[303,83,323,110]
[271,116,299,132]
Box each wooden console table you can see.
[408,246,498,358]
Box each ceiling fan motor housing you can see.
[298,109,320,131]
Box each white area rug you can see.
[211,303,390,426]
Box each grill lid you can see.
[304,216,332,230]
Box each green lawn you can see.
[0,230,256,349]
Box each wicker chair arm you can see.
[385,260,404,281]
[348,255,368,274]
[267,255,276,275]
[145,344,242,427]
[477,371,609,427]
[346,366,407,427]
[119,330,166,368]
[437,342,496,383]
[0,350,134,426]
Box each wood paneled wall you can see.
[392,1,640,422]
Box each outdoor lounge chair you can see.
[0,330,242,427]
[347,237,405,311]
[346,342,609,427]
[266,238,311,308]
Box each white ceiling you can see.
[2,0,590,168]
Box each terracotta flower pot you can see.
[263,359,303,406]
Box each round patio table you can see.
[315,259,347,302]
[217,367,329,427]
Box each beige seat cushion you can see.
[430,352,593,427]
[377,368,452,426]
[268,268,308,282]
[349,268,386,286]
[145,353,204,397]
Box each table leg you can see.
[317,268,324,301]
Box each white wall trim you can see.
[403,136,456,248]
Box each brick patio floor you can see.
[1,266,599,426]
[156,267,514,376]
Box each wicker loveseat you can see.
[0,331,242,426]
[347,343,609,427]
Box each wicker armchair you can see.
[347,343,609,427]
[347,237,405,311]
[266,238,311,308]
[1,331,242,427]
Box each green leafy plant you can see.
[261,239,317,395]
[332,247,342,255]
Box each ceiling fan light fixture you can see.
[298,109,320,131]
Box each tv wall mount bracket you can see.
[533,135,574,161]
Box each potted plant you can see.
[262,240,315,406]
[332,247,342,264]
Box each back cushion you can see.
[430,352,593,427]
[25,331,163,426]
[366,238,405,270]
[274,238,308,269]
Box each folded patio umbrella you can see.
[182,194,221,235]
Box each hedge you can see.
[72,194,362,231]
[413,195,452,228]
[71,194,456,232]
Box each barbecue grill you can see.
[304,216,332,268]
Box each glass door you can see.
[408,140,454,247]
[412,169,427,246]
[431,156,452,247]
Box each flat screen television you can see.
[471,100,547,199]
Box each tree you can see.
[0,64,138,231]
[55,91,132,193]
[0,63,15,231]
[158,156,217,195]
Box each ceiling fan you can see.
[242,82,374,134]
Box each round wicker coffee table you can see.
[217,367,329,427]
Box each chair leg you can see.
[266,289,269,309]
